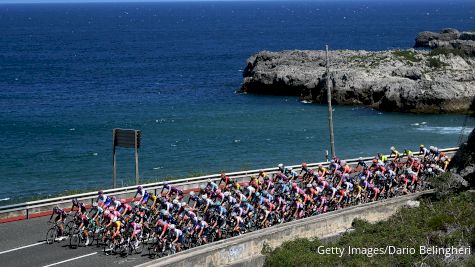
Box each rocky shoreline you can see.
[240,29,475,114]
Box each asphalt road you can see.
[0,216,155,267]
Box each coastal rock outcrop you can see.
[240,49,475,113]
[415,28,475,57]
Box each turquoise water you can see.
[0,1,474,203]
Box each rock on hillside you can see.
[449,129,475,188]
[415,28,475,57]
[240,49,475,113]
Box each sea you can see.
[1,0,474,204]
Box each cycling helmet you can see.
[278,163,284,168]
[197,216,203,221]
[111,196,116,201]
[306,184,312,188]
[202,195,207,200]
[292,183,297,188]
[309,169,315,175]
[223,191,230,197]
[72,198,78,205]
[112,217,117,223]
[233,204,240,208]
[263,199,269,203]
[104,210,110,216]
[341,160,346,165]
[169,224,176,230]
[390,146,395,151]
[189,191,195,196]
[216,189,221,194]
[207,179,212,183]
[172,199,179,205]
[301,162,307,168]
[255,192,261,197]
[230,212,237,217]
[53,206,60,212]
[181,202,187,207]
[98,190,103,195]
[108,206,114,211]
[242,198,247,202]
[92,202,98,207]
[420,144,424,148]
[120,199,126,204]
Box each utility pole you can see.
[326,45,336,158]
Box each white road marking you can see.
[0,241,46,255]
[42,252,98,267]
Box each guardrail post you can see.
[26,208,29,220]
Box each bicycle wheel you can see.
[64,221,75,236]
[104,239,114,254]
[46,227,57,244]
[70,230,80,249]
[134,241,144,254]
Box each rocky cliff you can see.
[415,28,475,57]
[240,49,475,113]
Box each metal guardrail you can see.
[0,147,459,218]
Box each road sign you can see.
[112,129,141,188]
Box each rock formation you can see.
[415,28,475,57]
[240,49,475,113]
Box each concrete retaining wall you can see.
[138,191,430,267]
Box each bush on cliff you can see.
[263,192,475,267]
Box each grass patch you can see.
[263,192,475,267]
[430,47,467,58]
[427,57,447,69]
[392,50,421,62]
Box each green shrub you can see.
[264,192,475,267]
[427,57,446,68]
[430,47,467,58]
[393,50,420,62]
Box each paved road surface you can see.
[0,216,154,267]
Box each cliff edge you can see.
[240,49,475,113]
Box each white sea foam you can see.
[416,126,473,135]
[0,198,10,202]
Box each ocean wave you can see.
[415,126,473,135]
[0,197,10,202]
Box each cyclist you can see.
[118,199,133,218]
[77,214,91,246]
[169,224,184,252]
[130,218,142,248]
[135,185,150,205]
[163,184,184,200]
[390,146,400,159]
[420,144,430,160]
[97,190,112,208]
[49,206,67,239]
[71,199,87,215]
